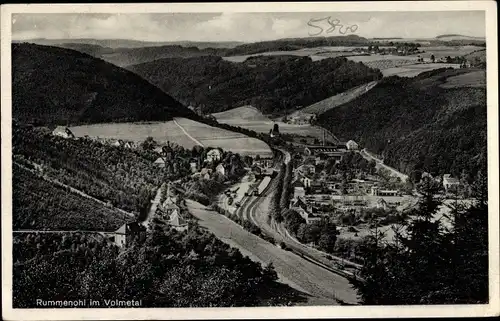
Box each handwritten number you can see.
[308,16,358,36]
[307,18,326,36]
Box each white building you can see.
[52,126,75,139]
[153,157,166,168]
[443,174,460,192]
[293,186,306,199]
[205,148,222,163]
[346,140,359,150]
[216,163,226,176]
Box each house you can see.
[371,186,400,196]
[309,180,323,193]
[168,209,188,232]
[190,161,199,173]
[290,198,320,224]
[315,155,327,165]
[153,157,166,168]
[255,157,273,168]
[346,140,359,151]
[205,148,222,163]
[287,111,316,125]
[123,141,135,149]
[300,176,312,188]
[216,163,226,176]
[52,126,75,139]
[443,174,460,192]
[161,192,178,210]
[304,214,322,225]
[200,168,213,180]
[297,164,316,175]
[293,186,306,199]
[110,222,147,247]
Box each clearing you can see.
[213,106,327,140]
[440,70,486,88]
[301,81,379,115]
[70,117,272,157]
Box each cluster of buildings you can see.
[104,183,189,248]
[153,146,229,180]
[288,141,415,224]
[284,111,317,125]
[52,126,138,149]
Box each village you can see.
[51,125,465,248]
[281,137,464,242]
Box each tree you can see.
[351,172,488,305]
[430,55,435,63]
[141,136,157,151]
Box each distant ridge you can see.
[435,34,486,41]
[13,38,243,49]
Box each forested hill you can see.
[128,55,382,114]
[317,69,487,180]
[12,43,195,125]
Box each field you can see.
[301,81,379,115]
[71,120,199,148]
[222,46,371,63]
[382,63,461,77]
[213,106,326,140]
[70,117,273,157]
[410,45,484,59]
[440,70,486,88]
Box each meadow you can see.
[71,118,273,157]
[381,63,461,77]
[213,106,326,140]
[410,45,484,59]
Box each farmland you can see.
[381,63,461,77]
[222,46,369,63]
[70,117,273,157]
[213,106,326,139]
[409,45,484,59]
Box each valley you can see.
[9,25,490,311]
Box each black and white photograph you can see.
[1,1,498,320]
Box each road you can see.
[359,148,409,182]
[187,199,359,305]
[142,183,165,229]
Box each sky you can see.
[11,11,486,43]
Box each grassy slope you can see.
[317,69,487,177]
[12,43,195,125]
